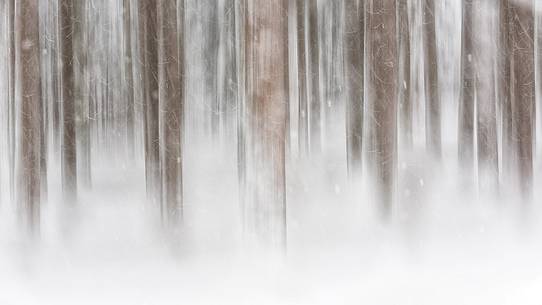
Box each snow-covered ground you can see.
[1,143,542,305]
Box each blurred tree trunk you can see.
[60,0,78,203]
[499,0,512,185]
[422,0,440,158]
[8,0,16,201]
[398,0,412,149]
[123,0,136,158]
[344,0,364,178]
[16,0,42,232]
[296,0,309,155]
[308,0,320,154]
[509,1,535,199]
[74,0,92,189]
[158,0,184,227]
[459,0,475,173]
[473,1,498,191]
[217,0,238,141]
[241,0,288,246]
[367,0,397,218]
[140,0,162,205]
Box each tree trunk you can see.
[474,0,498,191]
[344,0,364,178]
[398,0,412,149]
[158,0,184,227]
[308,0,320,154]
[509,1,535,199]
[16,0,42,232]
[459,0,475,173]
[296,0,309,155]
[124,0,136,159]
[367,0,397,218]
[140,0,161,206]
[241,0,289,246]
[60,0,78,204]
[423,0,440,158]
[500,0,512,186]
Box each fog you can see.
[2,0,542,304]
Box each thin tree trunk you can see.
[509,0,535,199]
[422,0,440,158]
[474,0,498,191]
[60,0,78,203]
[140,0,161,206]
[17,0,42,232]
[296,0,309,155]
[367,0,397,218]
[124,0,136,159]
[344,0,364,178]
[500,0,512,186]
[398,0,412,149]
[158,0,184,227]
[241,0,288,246]
[459,0,475,173]
[308,0,320,154]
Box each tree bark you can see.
[60,0,78,204]
[344,0,364,178]
[473,0,498,191]
[398,0,412,149]
[308,0,320,154]
[459,0,475,173]
[509,0,535,199]
[241,0,288,246]
[158,0,184,227]
[422,0,440,158]
[140,0,161,205]
[296,0,309,155]
[367,0,397,218]
[16,0,42,232]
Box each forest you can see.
[1,0,542,304]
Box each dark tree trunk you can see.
[241,0,289,246]
[158,0,184,227]
[344,0,364,178]
[60,0,78,204]
[140,0,161,205]
[398,0,412,149]
[124,0,136,159]
[509,1,535,199]
[367,0,397,218]
[459,0,475,173]
[17,0,42,232]
[422,0,440,158]
[296,0,309,155]
[308,0,320,154]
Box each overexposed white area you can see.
[1,139,542,305]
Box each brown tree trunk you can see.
[158,0,184,227]
[241,0,288,246]
[124,0,136,159]
[60,0,78,204]
[509,1,535,199]
[500,0,512,186]
[16,0,42,232]
[367,0,397,218]
[423,0,440,158]
[399,0,412,150]
[344,0,364,178]
[459,0,475,173]
[140,0,161,205]
[296,0,309,155]
[308,0,320,154]
[473,0,498,191]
